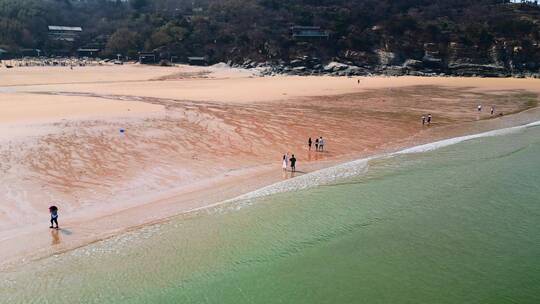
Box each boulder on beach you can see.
[324,62,349,72]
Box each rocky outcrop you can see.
[448,63,508,77]
[231,38,540,78]
[323,61,349,72]
[376,50,401,66]
[244,57,370,76]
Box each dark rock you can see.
[448,63,508,77]
[289,59,304,67]
[344,66,368,76]
[383,66,406,76]
[422,55,443,69]
[403,59,424,70]
[291,66,307,75]
[159,59,172,66]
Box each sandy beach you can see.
[1,63,539,270]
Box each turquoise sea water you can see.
[1,124,540,303]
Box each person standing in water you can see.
[319,137,325,152]
[478,104,482,112]
[289,154,297,172]
[427,114,432,125]
[49,205,59,229]
[421,115,426,126]
[282,154,288,171]
[490,106,495,115]
[315,138,319,152]
[308,137,312,151]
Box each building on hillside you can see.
[20,49,42,57]
[290,26,329,40]
[48,26,83,42]
[187,56,208,66]
[77,48,100,57]
[139,52,157,64]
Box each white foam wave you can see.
[394,120,540,155]
[234,157,372,202]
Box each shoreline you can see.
[2,105,540,272]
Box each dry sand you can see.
[0,63,539,269]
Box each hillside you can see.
[0,0,539,76]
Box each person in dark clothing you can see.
[49,205,59,229]
[315,138,319,151]
[308,137,312,150]
[289,155,297,172]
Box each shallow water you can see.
[1,124,540,303]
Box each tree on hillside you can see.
[104,28,139,57]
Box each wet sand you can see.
[0,64,539,270]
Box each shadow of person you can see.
[51,228,61,245]
[60,228,73,236]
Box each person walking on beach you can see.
[319,137,325,152]
[282,154,288,171]
[49,205,59,229]
[315,138,319,152]
[289,154,297,172]
[421,115,426,126]
[478,104,482,112]
[308,137,312,151]
[490,106,495,116]
[427,114,432,125]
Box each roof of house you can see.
[48,26,83,32]
[291,26,321,30]
[77,48,100,52]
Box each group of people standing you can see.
[282,153,297,172]
[421,114,433,126]
[308,137,325,152]
[281,136,327,173]
[478,104,497,116]
[422,104,499,127]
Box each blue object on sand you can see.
[120,129,125,133]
